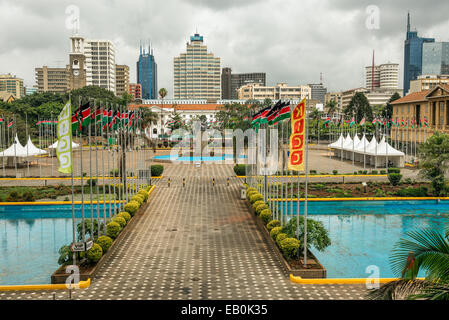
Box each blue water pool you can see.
[279,200,449,278]
[153,154,247,162]
[0,204,115,285]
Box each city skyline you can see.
[2,1,449,98]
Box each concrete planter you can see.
[51,200,151,284]
[245,200,326,279]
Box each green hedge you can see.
[96,236,113,253]
[233,164,247,176]
[267,220,281,232]
[279,238,300,260]
[388,173,403,186]
[259,209,272,224]
[86,243,103,264]
[151,165,164,177]
[106,221,121,239]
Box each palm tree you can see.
[158,88,167,142]
[326,100,338,119]
[368,227,449,300]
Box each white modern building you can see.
[84,39,116,94]
[237,83,311,101]
[365,63,399,90]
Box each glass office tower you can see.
[137,46,158,99]
[403,13,434,95]
[422,42,449,76]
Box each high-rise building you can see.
[422,42,449,75]
[25,87,38,95]
[174,33,221,101]
[68,35,116,93]
[84,39,116,93]
[0,74,24,99]
[365,63,399,90]
[221,67,266,99]
[128,83,142,100]
[137,45,157,99]
[403,13,435,95]
[35,66,69,94]
[237,83,311,101]
[308,83,327,103]
[115,65,130,97]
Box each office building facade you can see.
[128,83,142,100]
[174,33,221,101]
[366,63,399,90]
[137,45,157,99]
[35,66,69,94]
[115,64,130,97]
[221,67,266,99]
[409,74,449,93]
[0,74,24,99]
[422,42,449,76]
[237,83,311,101]
[308,83,327,103]
[403,13,435,95]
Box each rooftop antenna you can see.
[320,72,323,85]
[407,11,411,33]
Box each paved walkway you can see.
[0,168,368,300]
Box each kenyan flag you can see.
[401,118,406,127]
[424,117,429,128]
[349,117,355,127]
[91,107,102,124]
[323,116,331,128]
[128,112,135,131]
[359,117,366,126]
[7,120,13,128]
[74,102,91,131]
[251,105,272,128]
[0,117,4,124]
[268,102,290,125]
[72,114,79,132]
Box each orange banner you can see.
[288,98,306,171]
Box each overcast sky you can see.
[1,0,449,98]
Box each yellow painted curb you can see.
[0,278,91,291]
[0,176,163,181]
[147,185,155,197]
[269,197,449,202]
[0,200,125,206]
[289,274,425,284]
[237,175,388,178]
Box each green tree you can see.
[418,131,449,196]
[368,226,449,300]
[166,111,186,131]
[325,100,338,117]
[344,92,373,123]
[382,92,401,120]
[66,85,120,106]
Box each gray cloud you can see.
[1,0,448,96]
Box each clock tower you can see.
[68,35,86,91]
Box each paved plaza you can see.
[0,163,371,300]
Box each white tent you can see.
[24,137,47,156]
[342,134,354,149]
[328,133,344,149]
[0,135,28,157]
[48,140,80,149]
[354,134,369,152]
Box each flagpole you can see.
[94,100,100,237]
[68,95,77,266]
[79,96,86,246]
[303,98,309,267]
[107,104,112,222]
[363,122,366,169]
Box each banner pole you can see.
[303,99,309,267]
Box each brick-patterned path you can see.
[0,164,369,300]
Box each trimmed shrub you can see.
[110,169,119,177]
[267,220,281,232]
[255,203,269,215]
[270,226,282,240]
[246,187,257,193]
[387,167,401,174]
[86,243,103,264]
[388,173,403,186]
[6,191,19,202]
[309,170,317,175]
[332,170,338,175]
[396,186,428,197]
[106,221,121,239]
[113,216,127,228]
[380,170,386,174]
[249,193,263,204]
[22,191,35,202]
[151,165,164,177]
[87,178,97,187]
[96,235,113,253]
[371,170,378,175]
[252,200,265,210]
[124,201,140,216]
[117,211,131,223]
[131,194,144,206]
[247,190,258,199]
[233,164,247,176]
[276,233,288,247]
[259,209,273,224]
[138,190,149,202]
[280,238,300,260]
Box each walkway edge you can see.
[289,274,424,284]
[0,279,91,291]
